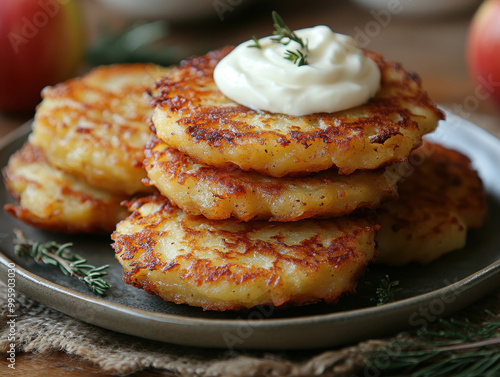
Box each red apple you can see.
[0,0,85,112]
[467,0,500,108]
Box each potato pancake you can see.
[112,195,378,311]
[3,143,128,234]
[144,136,398,221]
[29,64,172,195]
[152,47,443,177]
[376,141,487,266]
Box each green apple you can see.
[0,0,85,112]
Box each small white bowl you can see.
[351,0,482,17]
[97,0,220,21]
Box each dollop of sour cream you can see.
[213,25,381,116]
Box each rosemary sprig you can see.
[367,311,500,377]
[370,274,401,306]
[423,312,500,346]
[13,229,111,295]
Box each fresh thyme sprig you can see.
[367,311,500,377]
[370,274,402,306]
[284,49,308,67]
[272,11,309,66]
[13,229,111,295]
[271,11,307,49]
[247,11,308,66]
[248,35,262,49]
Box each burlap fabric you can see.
[0,282,499,376]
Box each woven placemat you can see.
[1,282,499,376]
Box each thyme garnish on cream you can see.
[247,11,309,66]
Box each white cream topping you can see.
[213,25,381,116]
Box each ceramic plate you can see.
[0,111,499,350]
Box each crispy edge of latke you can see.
[143,134,399,222]
[112,195,379,311]
[2,143,128,234]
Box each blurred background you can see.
[0,1,499,371]
[1,0,499,137]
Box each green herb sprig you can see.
[248,35,262,49]
[371,274,402,306]
[272,11,309,66]
[367,311,500,377]
[248,11,309,66]
[284,49,308,67]
[13,229,111,295]
[271,11,307,49]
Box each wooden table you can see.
[1,0,499,375]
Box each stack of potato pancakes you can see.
[3,48,487,311]
[114,47,487,311]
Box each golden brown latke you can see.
[152,47,444,177]
[144,135,398,221]
[376,141,487,266]
[3,143,128,234]
[112,195,378,311]
[29,64,172,195]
